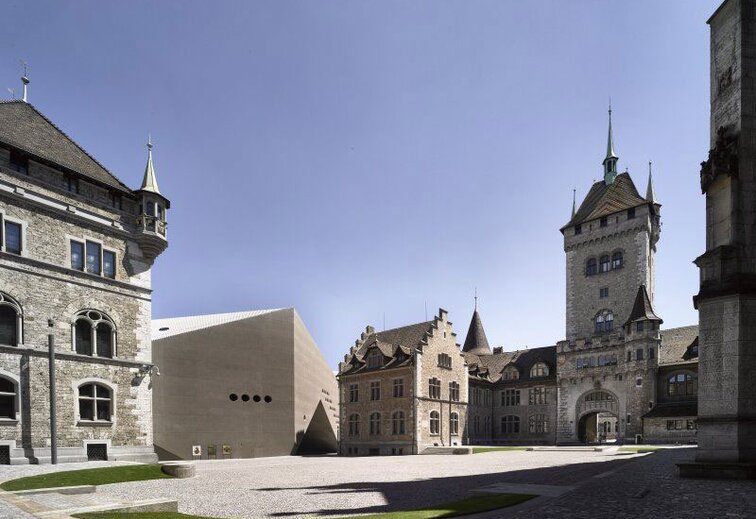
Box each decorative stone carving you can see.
[700,126,739,193]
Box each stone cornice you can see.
[0,344,152,369]
[564,223,653,252]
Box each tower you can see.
[135,137,170,263]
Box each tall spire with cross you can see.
[603,102,619,184]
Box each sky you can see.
[1,0,717,369]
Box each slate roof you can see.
[339,321,434,375]
[152,309,285,340]
[462,310,492,355]
[466,345,557,383]
[659,325,699,366]
[562,173,648,230]
[0,100,132,193]
[624,285,662,326]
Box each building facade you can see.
[338,309,468,455]
[0,96,168,463]
[151,308,339,460]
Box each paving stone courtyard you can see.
[0,447,754,518]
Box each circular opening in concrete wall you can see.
[229,393,238,401]
[158,327,169,331]
[241,394,250,402]
[253,395,261,402]
[264,395,272,403]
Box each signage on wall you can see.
[192,445,201,457]
[222,444,232,457]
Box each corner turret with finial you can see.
[135,135,170,263]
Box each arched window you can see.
[530,362,549,378]
[0,376,17,420]
[502,366,520,381]
[73,310,116,358]
[450,412,459,435]
[0,292,22,346]
[668,373,697,397]
[392,411,405,435]
[348,414,360,436]
[78,383,112,422]
[612,251,623,269]
[584,390,614,402]
[586,258,597,276]
[501,415,520,434]
[599,255,611,273]
[430,410,440,435]
[369,412,381,435]
[595,310,614,333]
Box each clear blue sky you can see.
[1,1,716,369]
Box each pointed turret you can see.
[571,188,577,218]
[462,308,491,356]
[624,284,662,328]
[603,105,619,184]
[646,161,657,204]
[140,136,161,195]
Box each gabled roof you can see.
[659,325,699,366]
[562,173,648,230]
[466,345,556,383]
[462,310,491,355]
[0,100,131,193]
[152,309,285,340]
[624,285,662,326]
[339,321,434,375]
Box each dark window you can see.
[8,150,28,174]
[586,258,597,276]
[668,373,697,397]
[3,222,21,255]
[86,241,101,275]
[627,207,636,219]
[600,216,608,227]
[501,389,520,406]
[449,382,460,402]
[501,415,520,434]
[0,377,16,419]
[600,287,609,298]
[67,177,79,194]
[74,310,115,357]
[428,378,441,399]
[627,351,632,362]
[369,412,381,435]
[111,193,122,210]
[636,348,644,361]
[392,411,405,435]
[430,411,439,435]
[450,413,459,435]
[528,387,548,405]
[599,255,610,273]
[595,311,614,333]
[0,305,17,346]
[348,414,360,436]
[636,321,644,332]
[575,224,582,235]
[349,383,359,403]
[649,347,655,359]
[438,353,452,369]
[146,201,155,217]
[393,378,404,398]
[612,251,623,269]
[96,323,113,358]
[75,319,93,355]
[367,349,383,369]
[370,381,380,401]
[78,383,111,421]
[71,241,85,271]
[103,251,116,279]
[529,414,549,433]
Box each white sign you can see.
[192,445,202,456]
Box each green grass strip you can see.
[0,464,173,491]
[472,446,529,454]
[617,446,665,453]
[73,513,217,519]
[341,493,536,519]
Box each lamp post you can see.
[48,319,57,465]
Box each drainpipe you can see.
[48,320,57,464]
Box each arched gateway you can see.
[576,389,619,444]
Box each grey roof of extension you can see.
[0,100,132,193]
[659,325,699,366]
[152,309,286,340]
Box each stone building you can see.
[337,309,467,455]
[0,94,168,463]
[151,308,339,460]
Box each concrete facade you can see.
[151,308,338,460]
[0,100,168,464]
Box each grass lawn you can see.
[72,513,217,519]
[341,493,536,519]
[617,446,665,453]
[0,464,173,491]
[472,446,529,454]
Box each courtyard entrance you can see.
[576,389,619,444]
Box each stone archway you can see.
[576,389,619,444]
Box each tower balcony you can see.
[135,214,168,262]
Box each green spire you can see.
[603,104,618,184]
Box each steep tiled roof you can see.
[562,173,647,230]
[466,345,556,383]
[339,321,434,375]
[659,325,699,366]
[152,309,285,340]
[0,100,131,193]
[462,310,491,355]
[624,285,662,326]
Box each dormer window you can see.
[367,348,383,369]
[530,362,549,378]
[502,366,520,381]
[67,176,79,194]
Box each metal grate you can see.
[0,446,9,465]
[87,443,108,461]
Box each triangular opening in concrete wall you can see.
[296,400,337,454]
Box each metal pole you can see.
[48,329,57,465]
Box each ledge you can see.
[76,421,113,428]
[0,420,18,426]
[0,344,153,369]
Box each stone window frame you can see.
[428,378,441,400]
[501,388,520,407]
[347,413,360,436]
[66,234,118,280]
[366,348,383,369]
[598,254,611,273]
[449,381,460,402]
[71,309,118,358]
[392,378,404,398]
[429,410,440,436]
[667,371,697,398]
[594,309,614,333]
[0,292,23,347]
[529,413,549,434]
[391,410,405,435]
[611,249,624,269]
[73,377,117,427]
[0,209,28,258]
[0,369,21,423]
[501,415,520,434]
[585,257,598,276]
[368,411,381,435]
[528,386,548,405]
[449,412,459,435]
[369,380,381,401]
[348,383,359,403]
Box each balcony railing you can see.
[136,214,167,238]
